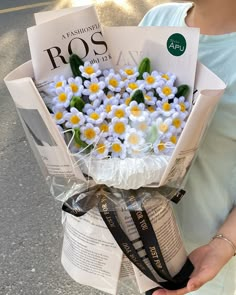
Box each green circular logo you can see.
[167,33,186,56]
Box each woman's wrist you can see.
[208,234,235,261]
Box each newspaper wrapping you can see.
[4,5,226,295]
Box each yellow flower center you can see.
[107,93,113,99]
[89,83,99,93]
[146,76,155,84]
[138,122,148,131]
[162,102,171,111]
[172,118,181,129]
[128,133,139,145]
[58,93,67,102]
[170,135,177,144]
[114,109,125,118]
[145,95,151,101]
[158,142,166,151]
[85,66,95,75]
[70,115,80,125]
[100,123,109,133]
[113,122,125,134]
[159,123,169,133]
[162,86,172,96]
[90,113,100,120]
[112,143,122,153]
[125,97,131,106]
[162,74,169,80]
[105,104,112,113]
[131,106,141,117]
[128,82,138,90]
[55,112,63,120]
[96,143,106,154]
[70,83,79,93]
[56,81,63,88]
[84,128,96,140]
[147,106,155,113]
[125,69,134,75]
[180,103,186,112]
[109,78,118,88]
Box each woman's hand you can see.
[153,240,233,295]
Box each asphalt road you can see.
[0,1,166,294]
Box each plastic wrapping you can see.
[61,187,193,294]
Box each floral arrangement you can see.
[47,54,190,161]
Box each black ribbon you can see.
[62,186,193,290]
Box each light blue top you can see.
[140,3,236,294]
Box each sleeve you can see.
[139,3,181,27]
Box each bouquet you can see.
[48,54,191,190]
[4,5,226,295]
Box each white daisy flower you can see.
[51,106,67,125]
[103,102,113,116]
[105,73,124,92]
[49,75,67,93]
[160,72,176,84]
[125,128,145,148]
[162,133,179,146]
[121,92,132,106]
[108,104,127,119]
[86,107,107,125]
[110,139,126,159]
[156,117,175,137]
[156,81,177,100]
[79,61,101,79]
[67,77,84,96]
[98,120,110,138]
[125,79,144,94]
[83,78,105,101]
[156,100,175,117]
[143,71,163,90]
[132,117,151,134]
[64,107,85,128]
[171,112,186,134]
[127,101,146,122]
[80,123,100,145]
[110,117,128,139]
[153,139,175,155]
[143,91,157,106]
[173,96,190,119]
[53,88,73,108]
[92,140,110,159]
[103,92,120,105]
[146,105,156,114]
[119,66,139,80]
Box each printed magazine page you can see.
[27,5,112,90]
[61,210,123,295]
[4,61,86,184]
